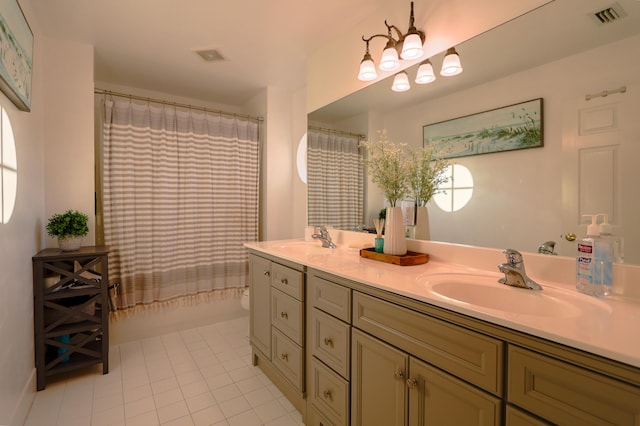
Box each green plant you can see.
[360,130,410,207]
[46,210,89,238]
[407,145,450,206]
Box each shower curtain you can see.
[99,96,260,314]
[307,129,364,230]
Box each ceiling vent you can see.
[194,49,225,62]
[592,3,628,24]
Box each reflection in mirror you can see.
[307,0,640,263]
[306,127,365,230]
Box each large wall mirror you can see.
[307,0,640,264]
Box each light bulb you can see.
[379,46,400,71]
[392,72,410,92]
[358,57,377,81]
[400,33,424,60]
[440,47,463,76]
[415,60,436,84]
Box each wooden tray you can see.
[359,247,429,266]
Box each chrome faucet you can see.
[537,240,557,255]
[311,226,337,249]
[498,249,543,290]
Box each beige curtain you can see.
[307,129,364,230]
[100,97,260,313]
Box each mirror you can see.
[307,0,640,263]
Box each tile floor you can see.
[25,316,304,426]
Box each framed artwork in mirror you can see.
[423,98,543,159]
[0,0,33,112]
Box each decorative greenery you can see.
[361,131,409,207]
[378,208,387,220]
[407,145,450,206]
[46,210,89,238]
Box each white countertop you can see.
[245,238,640,369]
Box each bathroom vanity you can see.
[245,236,640,425]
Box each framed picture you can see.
[423,98,543,159]
[0,0,33,112]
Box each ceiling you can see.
[29,0,390,106]
[28,0,640,114]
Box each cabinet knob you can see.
[280,311,288,319]
[263,270,270,276]
[393,370,405,380]
[280,353,288,361]
[406,378,418,389]
[280,277,288,285]
[323,337,333,347]
[322,390,333,401]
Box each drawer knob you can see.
[406,378,418,389]
[393,370,405,380]
[280,353,288,361]
[280,277,288,285]
[322,390,333,401]
[280,311,288,319]
[263,270,270,276]
[323,337,333,347]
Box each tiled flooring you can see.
[25,316,304,426]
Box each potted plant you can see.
[407,146,449,240]
[361,130,410,256]
[46,210,89,251]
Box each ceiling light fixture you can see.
[392,71,411,92]
[440,47,463,76]
[415,59,436,84]
[358,1,426,81]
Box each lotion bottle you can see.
[576,214,599,296]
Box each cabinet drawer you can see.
[272,262,304,300]
[310,358,349,426]
[309,276,351,322]
[272,327,304,392]
[505,405,548,426]
[271,288,304,345]
[508,346,640,425]
[308,405,339,426]
[311,308,351,379]
[353,291,503,395]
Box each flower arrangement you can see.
[407,145,449,206]
[361,130,449,207]
[360,130,409,207]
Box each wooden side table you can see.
[32,246,110,390]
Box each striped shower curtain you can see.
[307,129,364,230]
[100,97,260,313]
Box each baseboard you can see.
[8,368,35,426]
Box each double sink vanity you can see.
[245,232,640,425]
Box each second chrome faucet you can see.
[498,249,543,290]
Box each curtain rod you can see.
[94,88,264,122]
[308,126,366,140]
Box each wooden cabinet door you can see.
[351,328,408,426]
[249,254,271,359]
[408,357,501,426]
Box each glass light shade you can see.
[379,46,400,71]
[400,33,424,60]
[440,48,463,76]
[391,72,410,92]
[358,58,377,81]
[415,60,436,84]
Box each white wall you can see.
[0,1,45,423]
[380,34,640,255]
[42,38,95,247]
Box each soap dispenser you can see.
[576,214,601,296]
[598,213,624,263]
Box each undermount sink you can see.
[421,273,611,318]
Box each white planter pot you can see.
[414,206,430,240]
[58,236,83,251]
[383,206,407,256]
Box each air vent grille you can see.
[194,49,225,62]
[592,3,627,24]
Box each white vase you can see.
[58,236,83,251]
[414,206,430,240]
[383,206,407,256]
